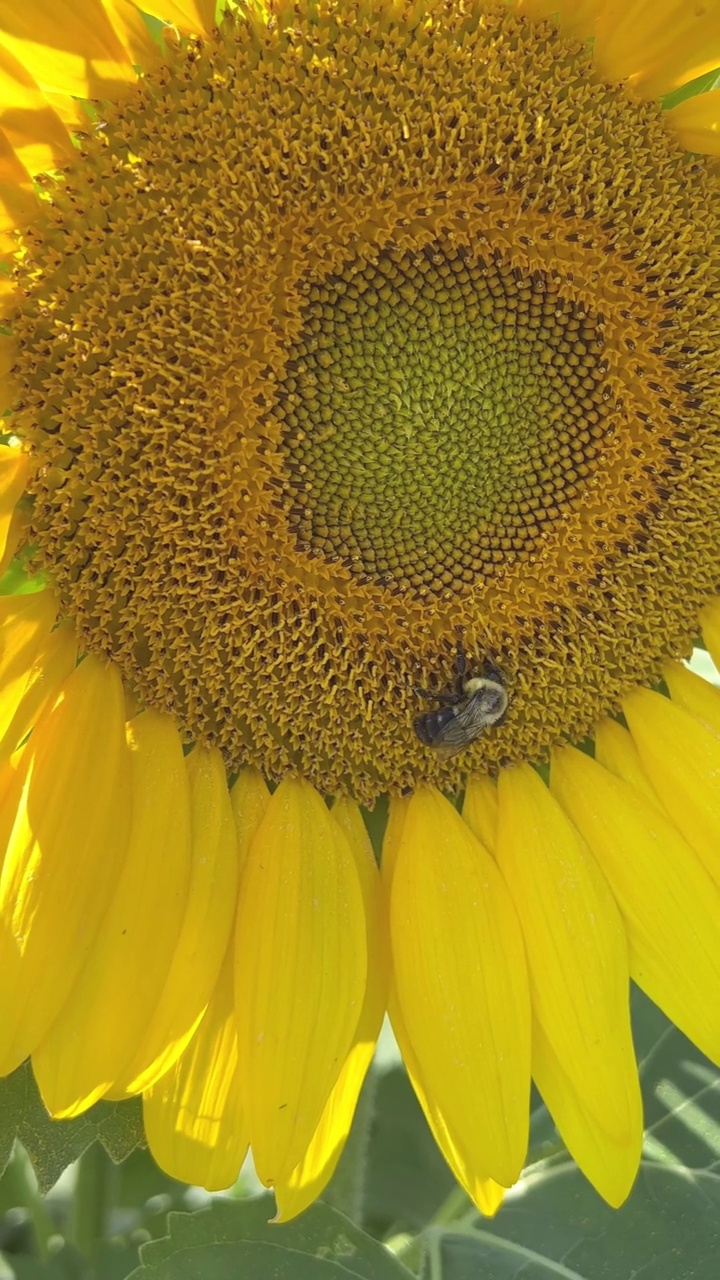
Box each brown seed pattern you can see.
[10,0,720,801]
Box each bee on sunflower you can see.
[0,0,719,1224]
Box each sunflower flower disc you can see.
[1,0,720,1225]
[10,0,719,799]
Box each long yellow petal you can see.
[0,655,131,1077]
[497,764,642,1207]
[234,776,367,1187]
[0,45,74,174]
[0,445,29,573]
[137,1,216,37]
[0,591,58,743]
[701,599,720,674]
[623,688,720,888]
[0,128,37,237]
[140,762,269,1182]
[389,988,506,1217]
[109,744,241,1096]
[594,716,661,803]
[0,0,137,100]
[552,744,720,1065]
[143,947,247,1191]
[275,798,388,1222]
[104,0,165,70]
[462,772,499,852]
[663,661,720,737]
[390,786,531,1189]
[0,624,77,761]
[593,0,720,100]
[381,795,505,1216]
[33,709,192,1116]
[666,88,720,157]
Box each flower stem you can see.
[70,1141,118,1261]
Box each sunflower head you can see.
[5,0,720,808]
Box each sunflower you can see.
[0,0,719,1223]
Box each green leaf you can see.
[128,1198,413,1279]
[0,1065,145,1195]
[361,1065,455,1238]
[426,1164,720,1280]
[662,67,720,111]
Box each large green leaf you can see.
[425,1164,720,1280]
[127,1198,412,1279]
[0,1065,145,1194]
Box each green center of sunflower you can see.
[11,1,720,801]
[278,248,608,592]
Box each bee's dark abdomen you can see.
[414,706,456,746]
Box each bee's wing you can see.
[432,696,488,762]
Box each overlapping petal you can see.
[32,709,192,1117]
[0,656,131,1077]
[0,0,137,100]
[701,600,720,672]
[388,786,531,1190]
[274,796,388,1221]
[594,0,720,100]
[666,88,720,157]
[234,776,367,1187]
[663,660,720,737]
[552,744,720,1065]
[623,688,720,888]
[110,744,240,1097]
[497,765,642,1206]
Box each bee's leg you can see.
[454,632,468,696]
[413,686,458,705]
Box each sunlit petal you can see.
[497,764,642,1207]
[235,776,367,1186]
[0,0,137,99]
[552,744,720,1065]
[623,688,720,888]
[593,0,720,99]
[663,660,720,737]
[0,656,131,1076]
[390,786,531,1189]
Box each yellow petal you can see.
[381,794,506,1215]
[0,44,74,174]
[593,0,720,99]
[143,947,247,1191]
[0,0,137,100]
[33,709,192,1117]
[0,591,58,744]
[594,716,662,803]
[701,599,720,674]
[497,764,642,1207]
[0,655,131,1077]
[275,798,388,1222]
[229,765,271,872]
[390,786,531,1188]
[389,987,506,1217]
[666,88,720,157]
[0,623,77,761]
[0,445,29,572]
[234,776,367,1186]
[663,660,720,737]
[462,772,499,852]
[105,0,164,70]
[552,744,720,1065]
[623,688,720,888]
[109,744,240,1096]
[0,128,37,236]
[137,1,216,37]
[516,0,601,38]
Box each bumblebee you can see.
[413,637,508,762]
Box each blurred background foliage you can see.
[0,987,718,1279]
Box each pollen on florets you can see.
[11,0,720,801]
